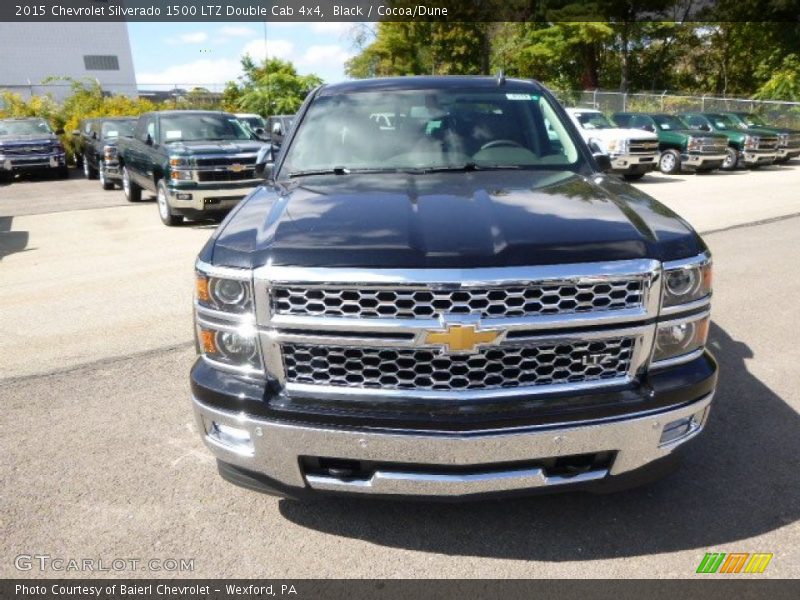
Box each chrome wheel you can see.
[157,185,169,220]
[659,152,676,173]
[722,148,738,170]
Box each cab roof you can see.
[318,76,546,96]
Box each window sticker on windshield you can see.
[506,93,533,100]
[106,131,119,137]
[165,130,182,140]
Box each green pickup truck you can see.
[721,112,800,164]
[116,110,267,226]
[612,112,728,175]
[679,112,779,170]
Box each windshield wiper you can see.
[288,166,350,178]
[412,162,524,173]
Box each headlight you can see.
[198,324,262,372]
[196,269,253,314]
[171,169,193,181]
[779,133,789,146]
[653,314,709,363]
[103,145,118,161]
[743,135,758,150]
[662,258,712,308]
[686,136,702,151]
[170,156,189,167]
[606,138,628,154]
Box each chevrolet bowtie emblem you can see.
[228,163,245,172]
[424,324,502,354]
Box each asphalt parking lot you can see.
[1,165,799,578]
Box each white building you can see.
[0,22,137,100]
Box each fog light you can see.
[207,421,253,454]
[176,193,192,200]
[659,408,706,446]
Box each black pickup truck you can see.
[78,117,137,190]
[0,117,68,182]
[117,110,266,225]
[191,77,717,501]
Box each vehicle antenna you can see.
[497,70,506,86]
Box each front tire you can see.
[122,166,142,202]
[98,161,115,190]
[658,149,681,175]
[157,180,182,226]
[722,147,739,170]
[83,155,98,179]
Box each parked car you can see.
[265,114,294,148]
[235,113,268,139]
[72,118,99,167]
[191,76,717,500]
[79,117,137,190]
[720,112,800,164]
[612,112,728,174]
[679,112,778,170]
[116,110,266,226]
[0,117,68,181]
[565,108,659,180]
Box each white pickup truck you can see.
[566,108,659,180]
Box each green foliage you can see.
[1,78,163,160]
[223,57,323,116]
[754,55,800,101]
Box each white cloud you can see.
[220,26,255,38]
[298,44,355,70]
[166,31,209,45]
[138,58,242,88]
[241,39,295,62]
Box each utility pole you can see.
[263,21,271,117]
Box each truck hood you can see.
[582,127,658,143]
[164,140,264,155]
[207,170,704,269]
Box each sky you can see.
[127,22,359,90]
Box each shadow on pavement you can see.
[0,216,30,261]
[279,322,799,560]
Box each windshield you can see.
[0,119,53,136]
[653,115,688,131]
[708,114,739,130]
[101,120,135,138]
[239,116,265,129]
[743,113,767,127]
[574,112,615,130]
[280,89,580,176]
[159,114,251,143]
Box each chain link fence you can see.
[559,90,800,128]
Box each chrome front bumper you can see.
[682,153,727,167]
[168,184,258,212]
[1,152,65,170]
[777,147,800,160]
[610,152,658,173]
[742,150,777,165]
[193,392,713,498]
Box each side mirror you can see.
[254,127,265,136]
[271,122,283,136]
[145,134,154,146]
[55,128,65,135]
[698,124,711,132]
[254,144,275,180]
[588,140,611,172]
[91,131,98,140]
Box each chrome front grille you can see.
[628,139,659,154]
[693,137,727,153]
[272,280,645,320]
[3,145,51,155]
[756,136,779,151]
[255,260,661,400]
[786,133,800,148]
[282,338,635,392]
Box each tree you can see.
[224,56,322,116]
